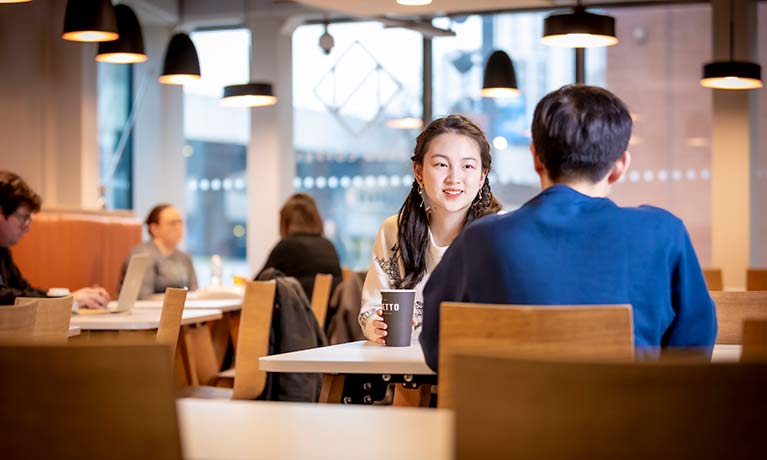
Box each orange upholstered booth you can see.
[11,209,142,298]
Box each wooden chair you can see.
[187,281,276,400]
[15,295,72,342]
[438,303,634,409]
[310,273,333,328]
[452,353,767,460]
[746,268,767,291]
[155,288,188,354]
[702,267,723,290]
[0,299,37,338]
[0,343,181,460]
[742,319,767,362]
[710,291,767,344]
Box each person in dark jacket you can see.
[258,193,342,303]
[0,171,109,308]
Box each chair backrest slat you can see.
[232,281,276,400]
[746,268,767,291]
[453,354,767,460]
[16,296,72,342]
[0,300,37,338]
[742,319,767,362]
[710,291,767,344]
[438,302,634,409]
[310,273,333,329]
[155,288,188,355]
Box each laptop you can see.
[104,253,151,313]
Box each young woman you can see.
[359,115,502,344]
[258,193,342,302]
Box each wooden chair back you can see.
[155,288,188,354]
[438,303,634,409]
[310,273,333,329]
[742,319,767,362]
[702,267,723,290]
[746,268,767,291]
[0,343,181,460]
[0,299,37,338]
[232,280,276,400]
[15,296,72,342]
[710,291,767,344]
[452,353,767,460]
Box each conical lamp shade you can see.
[542,8,618,48]
[96,5,146,64]
[159,33,201,85]
[481,50,519,98]
[700,61,762,90]
[221,83,277,107]
[62,0,119,42]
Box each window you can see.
[184,28,251,284]
[98,62,133,210]
[292,22,423,269]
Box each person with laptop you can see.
[0,171,110,309]
[118,203,198,300]
[419,85,717,371]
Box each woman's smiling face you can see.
[415,132,487,216]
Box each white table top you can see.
[70,309,222,331]
[130,299,242,313]
[68,325,80,337]
[259,340,434,375]
[176,398,452,460]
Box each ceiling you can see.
[289,0,695,17]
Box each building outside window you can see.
[98,62,133,210]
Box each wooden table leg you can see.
[210,313,232,370]
[180,323,220,386]
[393,383,432,407]
[320,374,345,403]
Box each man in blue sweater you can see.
[420,85,716,371]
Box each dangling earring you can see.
[418,183,425,208]
[418,183,431,214]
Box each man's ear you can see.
[413,162,423,185]
[531,143,545,176]
[607,151,631,185]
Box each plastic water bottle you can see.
[209,254,222,288]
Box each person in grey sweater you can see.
[118,204,198,299]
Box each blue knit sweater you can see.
[420,185,717,371]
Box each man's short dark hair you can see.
[531,84,632,183]
[0,171,42,217]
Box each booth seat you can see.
[11,209,142,298]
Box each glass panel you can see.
[184,28,251,284]
[292,22,423,269]
[97,62,133,210]
[604,5,712,265]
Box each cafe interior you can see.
[0,0,765,459]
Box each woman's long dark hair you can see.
[394,115,502,289]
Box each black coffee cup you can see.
[380,289,416,347]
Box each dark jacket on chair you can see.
[257,268,327,402]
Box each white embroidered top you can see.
[358,215,449,341]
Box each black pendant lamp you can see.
[700,0,762,90]
[221,82,277,108]
[62,0,119,42]
[481,50,519,98]
[96,4,146,64]
[159,33,201,85]
[542,5,618,48]
[0,1,32,3]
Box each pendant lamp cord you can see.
[728,0,734,60]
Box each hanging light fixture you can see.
[700,0,762,90]
[96,4,146,64]
[396,0,432,5]
[220,0,276,108]
[0,1,32,3]
[159,33,201,85]
[221,83,277,107]
[62,0,119,42]
[481,50,519,98]
[542,2,618,48]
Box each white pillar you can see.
[246,15,295,273]
[710,0,759,289]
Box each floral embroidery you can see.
[375,252,401,286]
